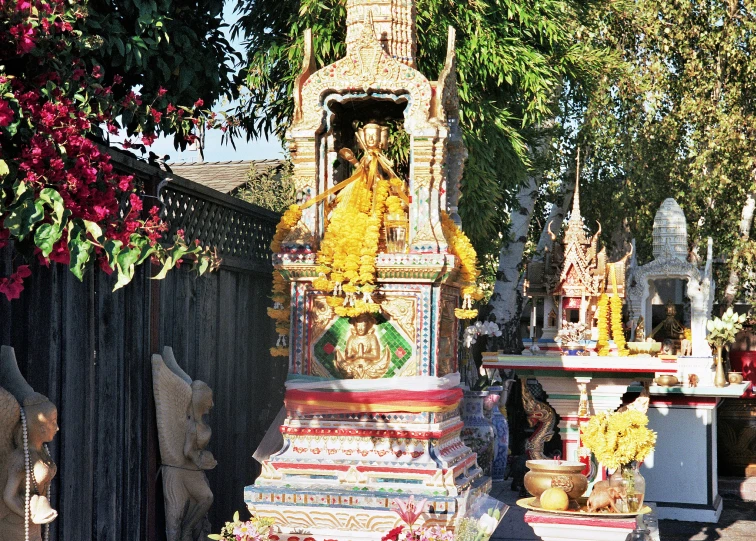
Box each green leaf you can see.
[34,223,63,257]
[68,237,93,281]
[5,199,45,239]
[0,159,9,178]
[84,220,103,241]
[113,247,141,291]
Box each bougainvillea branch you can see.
[0,0,219,300]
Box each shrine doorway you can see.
[645,278,690,346]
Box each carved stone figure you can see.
[0,346,58,541]
[152,347,216,541]
[335,313,391,379]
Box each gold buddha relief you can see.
[334,313,391,379]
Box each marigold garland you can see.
[596,294,611,356]
[610,295,628,355]
[315,173,391,317]
[607,263,628,356]
[440,211,484,319]
[268,204,302,358]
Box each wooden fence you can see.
[0,150,285,540]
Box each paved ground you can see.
[488,481,756,541]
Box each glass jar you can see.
[384,213,408,253]
[611,461,646,513]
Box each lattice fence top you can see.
[159,178,278,271]
[106,146,279,273]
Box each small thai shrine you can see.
[247,1,488,540]
[523,179,632,351]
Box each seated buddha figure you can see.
[334,313,391,379]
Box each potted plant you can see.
[555,322,588,355]
[707,307,747,387]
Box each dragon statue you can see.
[521,379,557,459]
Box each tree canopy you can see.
[576,0,756,307]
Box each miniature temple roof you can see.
[524,178,631,299]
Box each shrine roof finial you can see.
[345,0,417,67]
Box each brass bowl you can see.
[524,460,589,504]
[628,342,662,355]
[654,374,679,386]
[728,372,744,384]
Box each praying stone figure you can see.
[334,313,391,379]
[0,346,58,541]
[152,347,216,541]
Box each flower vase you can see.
[487,382,513,482]
[562,342,585,356]
[461,390,496,477]
[714,345,727,388]
[610,462,646,513]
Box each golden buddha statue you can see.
[334,313,391,379]
[649,301,685,341]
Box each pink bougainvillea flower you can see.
[9,23,36,54]
[194,98,204,108]
[129,193,143,213]
[157,86,168,96]
[141,133,156,146]
[0,266,32,301]
[0,99,15,127]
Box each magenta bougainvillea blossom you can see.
[0,0,219,300]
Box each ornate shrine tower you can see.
[245,2,486,540]
[523,179,633,348]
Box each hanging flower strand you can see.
[268,204,302,357]
[440,211,483,319]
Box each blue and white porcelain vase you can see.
[487,381,513,482]
[461,390,496,477]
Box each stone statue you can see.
[152,347,216,541]
[0,346,58,541]
[334,313,391,379]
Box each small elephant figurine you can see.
[586,480,625,513]
[680,339,692,357]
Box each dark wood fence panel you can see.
[0,151,285,540]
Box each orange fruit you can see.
[540,487,570,511]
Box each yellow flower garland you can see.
[440,211,483,319]
[607,264,628,356]
[596,293,611,356]
[313,157,393,317]
[268,204,302,358]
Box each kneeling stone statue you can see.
[152,347,216,541]
[0,346,58,541]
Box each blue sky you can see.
[116,2,285,163]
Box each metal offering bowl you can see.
[524,460,589,503]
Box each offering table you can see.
[482,352,752,523]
